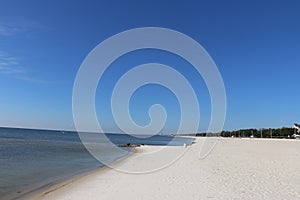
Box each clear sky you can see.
[0,0,299,132]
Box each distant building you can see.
[292,123,300,139]
[292,123,300,133]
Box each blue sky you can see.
[0,0,299,132]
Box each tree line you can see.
[218,127,295,138]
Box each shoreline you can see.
[27,164,108,200]
[27,142,173,199]
[31,137,300,200]
[25,148,135,200]
[2,132,193,200]
[20,166,102,200]
[27,137,194,199]
[28,142,186,199]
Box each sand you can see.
[32,137,300,200]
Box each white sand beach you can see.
[32,138,300,200]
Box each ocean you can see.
[0,127,194,199]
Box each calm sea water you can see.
[0,127,194,199]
